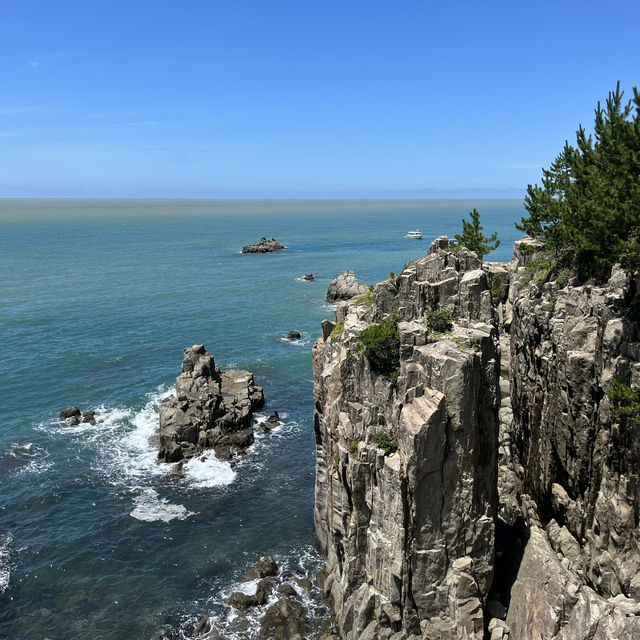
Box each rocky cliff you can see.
[312,238,640,639]
[313,241,501,639]
[501,243,640,638]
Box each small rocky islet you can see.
[242,237,286,253]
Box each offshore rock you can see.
[313,249,500,638]
[158,345,264,463]
[242,237,286,253]
[326,270,369,303]
[59,406,101,426]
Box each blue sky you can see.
[1,0,639,198]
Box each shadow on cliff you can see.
[487,516,529,623]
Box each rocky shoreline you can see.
[312,237,640,639]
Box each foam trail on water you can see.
[0,533,13,593]
[130,488,194,522]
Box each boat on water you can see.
[407,229,423,239]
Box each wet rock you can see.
[326,270,369,303]
[287,331,301,340]
[228,591,261,610]
[278,583,298,597]
[59,406,81,421]
[81,410,97,425]
[295,577,313,591]
[59,406,101,426]
[242,237,286,253]
[259,597,306,640]
[245,555,279,579]
[192,617,211,637]
[303,273,315,281]
[158,345,264,463]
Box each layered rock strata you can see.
[313,242,501,638]
[326,270,369,303]
[158,345,264,463]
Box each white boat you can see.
[407,229,423,239]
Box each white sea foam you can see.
[0,533,13,593]
[130,488,194,522]
[182,453,236,488]
[5,442,52,476]
[277,331,311,347]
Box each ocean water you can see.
[0,199,524,639]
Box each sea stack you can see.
[158,344,264,463]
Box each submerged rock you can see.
[158,345,264,463]
[242,237,286,253]
[326,270,369,303]
[303,273,315,281]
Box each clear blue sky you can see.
[1,0,638,198]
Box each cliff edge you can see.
[313,238,640,639]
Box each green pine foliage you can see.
[518,83,640,281]
[357,313,400,380]
[375,431,398,455]
[450,208,500,259]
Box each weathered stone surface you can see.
[507,526,640,639]
[507,256,640,599]
[326,270,369,303]
[242,237,286,253]
[313,250,500,638]
[158,345,264,463]
[245,555,279,579]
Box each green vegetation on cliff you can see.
[518,82,640,281]
[357,313,400,382]
[450,208,500,259]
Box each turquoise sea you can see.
[0,199,524,639]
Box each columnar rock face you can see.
[326,270,369,303]
[158,345,264,463]
[314,234,640,638]
[504,244,640,608]
[313,244,500,639]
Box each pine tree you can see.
[517,82,640,280]
[451,208,500,259]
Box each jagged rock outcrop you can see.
[503,242,640,603]
[326,270,369,303]
[242,237,286,253]
[313,242,500,638]
[314,233,640,639]
[59,406,101,426]
[507,526,640,639]
[158,345,264,463]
